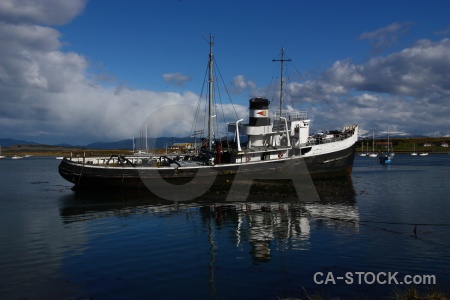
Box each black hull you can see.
[303,146,356,179]
[59,143,356,192]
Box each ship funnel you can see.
[249,97,270,127]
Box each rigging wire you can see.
[267,51,280,104]
[213,58,240,121]
[283,64,297,110]
[203,82,208,142]
[214,59,241,147]
[189,62,209,140]
[268,49,298,111]
[264,61,282,106]
[189,56,242,149]
[271,46,339,113]
[212,64,230,146]
[290,63,339,112]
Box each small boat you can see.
[378,153,391,164]
[55,157,64,160]
[11,155,23,160]
[58,36,358,195]
[0,145,5,159]
[419,152,428,156]
[411,143,417,156]
[378,126,394,164]
[386,126,394,159]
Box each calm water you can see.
[0,155,449,299]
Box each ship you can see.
[59,35,358,198]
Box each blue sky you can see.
[1,0,449,145]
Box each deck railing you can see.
[274,110,307,121]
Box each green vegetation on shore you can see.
[358,137,450,154]
[0,144,173,157]
[391,286,449,300]
[0,144,128,157]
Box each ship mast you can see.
[208,34,214,150]
[273,48,291,116]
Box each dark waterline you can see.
[0,155,449,299]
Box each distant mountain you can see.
[0,138,39,147]
[86,139,133,150]
[358,134,430,139]
[0,137,197,149]
[85,137,195,150]
[55,143,80,148]
[2,134,444,150]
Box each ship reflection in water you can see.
[59,178,358,264]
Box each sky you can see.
[1,0,449,145]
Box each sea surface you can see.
[0,154,449,299]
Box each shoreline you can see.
[1,147,449,158]
[1,136,450,157]
[2,149,449,157]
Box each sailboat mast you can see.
[387,125,390,153]
[273,48,291,116]
[145,124,148,152]
[208,34,214,150]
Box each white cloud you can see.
[0,20,91,138]
[359,22,413,54]
[0,0,86,25]
[435,25,450,36]
[231,75,256,94]
[0,0,229,144]
[289,38,450,136]
[1,3,449,145]
[163,72,191,86]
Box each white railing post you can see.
[235,119,244,152]
[280,117,291,147]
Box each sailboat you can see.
[58,35,358,194]
[359,141,367,157]
[0,145,5,159]
[411,143,417,156]
[368,130,377,157]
